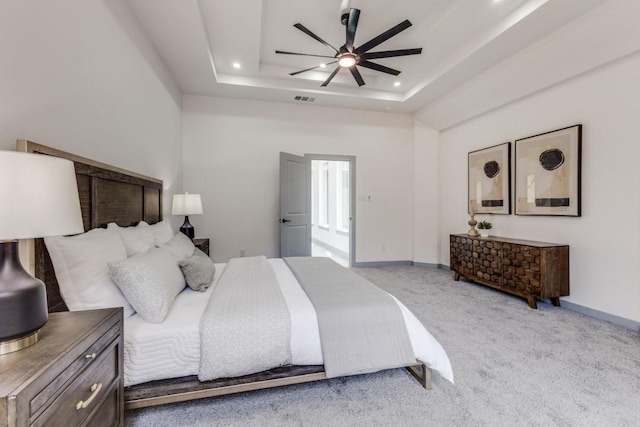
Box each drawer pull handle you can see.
[85,353,96,359]
[76,382,103,410]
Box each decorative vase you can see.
[479,229,489,238]
[467,212,479,237]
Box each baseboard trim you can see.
[560,301,640,331]
[352,261,447,268]
[352,260,413,268]
[411,262,440,269]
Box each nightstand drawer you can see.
[30,322,120,417]
[31,338,119,427]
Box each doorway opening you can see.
[309,157,355,267]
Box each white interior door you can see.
[279,152,311,257]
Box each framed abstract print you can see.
[515,124,582,216]
[468,142,511,215]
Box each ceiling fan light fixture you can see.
[338,55,356,68]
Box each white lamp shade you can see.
[0,151,84,240]
[172,193,203,215]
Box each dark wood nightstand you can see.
[0,308,124,427]
[193,238,210,256]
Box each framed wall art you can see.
[468,142,511,215]
[515,124,582,216]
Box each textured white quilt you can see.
[198,256,291,381]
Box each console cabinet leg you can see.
[550,297,561,307]
[454,272,460,281]
[526,296,538,309]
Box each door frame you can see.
[305,154,356,267]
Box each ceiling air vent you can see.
[294,96,315,103]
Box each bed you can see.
[19,140,453,410]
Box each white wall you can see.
[413,121,440,265]
[182,95,415,263]
[438,52,640,323]
[0,0,183,221]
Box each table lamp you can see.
[0,151,83,355]
[171,193,203,239]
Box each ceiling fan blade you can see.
[321,66,341,87]
[349,66,365,86]
[345,8,360,52]
[289,61,338,76]
[294,23,340,53]
[354,19,412,54]
[276,50,336,59]
[358,60,401,76]
[361,48,422,60]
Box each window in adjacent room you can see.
[318,162,330,228]
[337,161,350,233]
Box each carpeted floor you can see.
[125,265,640,426]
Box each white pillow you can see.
[44,227,135,318]
[109,247,186,323]
[149,221,174,246]
[108,221,155,257]
[162,232,196,262]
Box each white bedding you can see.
[123,258,454,386]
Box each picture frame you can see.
[468,142,511,215]
[515,124,582,216]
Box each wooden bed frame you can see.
[19,140,432,410]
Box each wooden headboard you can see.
[17,140,164,312]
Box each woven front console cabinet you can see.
[450,234,569,309]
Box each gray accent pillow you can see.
[109,247,186,323]
[179,248,216,292]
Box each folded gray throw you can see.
[284,256,416,378]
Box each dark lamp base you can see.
[179,216,195,239]
[0,240,48,354]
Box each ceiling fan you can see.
[275,7,422,87]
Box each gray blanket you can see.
[284,256,416,378]
[198,256,291,381]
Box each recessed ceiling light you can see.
[319,63,327,68]
[232,62,241,69]
[394,81,401,87]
